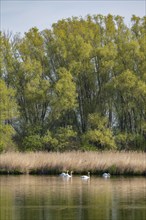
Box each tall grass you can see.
[0,151,145,175]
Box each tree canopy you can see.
[0,14,146,151]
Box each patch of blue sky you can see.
[1,0,145,35]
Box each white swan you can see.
[59,172,67,177]
[64,171,73,178]
[81,172,90,179]
[102,173,110,178]
[59,170,70,177]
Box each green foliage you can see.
[0,125,15,152]
[115,133,133,150]
[115,133,146,151]
[1,15,146,151]
[22,135,43,151]
[43,126,77,151]
[80,144,97,151]
[52,68,77,118]
[0,79,17,120]
[82,113,116,150]
[55,126,77,151]
[42,131,59,151]
[0,79,18,151]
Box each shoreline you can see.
[0,151,145,176]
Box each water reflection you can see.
[0,175,146,220]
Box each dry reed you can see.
[0,151,145,175]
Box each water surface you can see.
[0,175,146,220]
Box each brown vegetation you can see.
[0,151,145,175]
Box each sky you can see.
[1,0,146,35]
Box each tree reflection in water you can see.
[0,176,146,220]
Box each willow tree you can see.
[1,15,146,151]
[1,28,77,151]
[42,15,119,148]
[0,79,18,151]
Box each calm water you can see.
[0,175,146,220]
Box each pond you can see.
[0,175,146,220]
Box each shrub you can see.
[22,135,44,151]
[82,113,116,150]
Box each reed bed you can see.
[0,151,145,175]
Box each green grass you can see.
[0,151,145,175]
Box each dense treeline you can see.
[0,14,146,152]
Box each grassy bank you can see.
[0,151,145,176]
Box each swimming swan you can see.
[59,172,67,177]
[64,171,73,178]
[102,173,110,178]
[59,170,70,177]
[81,172,90,179]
